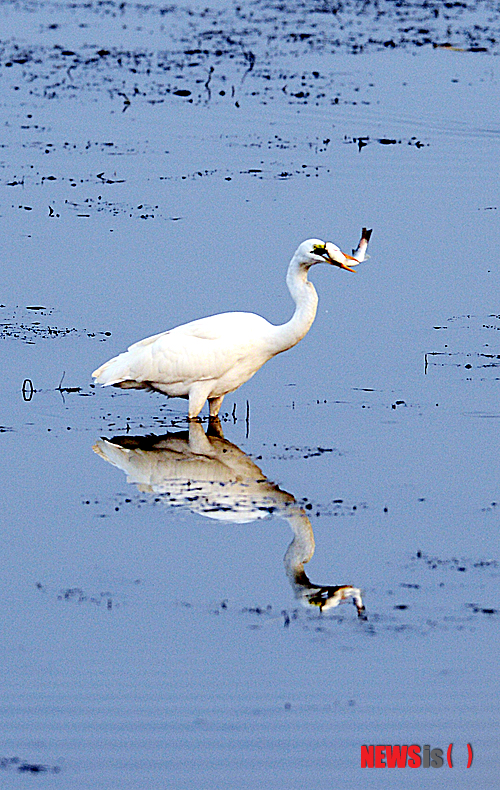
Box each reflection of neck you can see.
[283,506,315,581]
[282,505,365,617]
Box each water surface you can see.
[1,1,499,787]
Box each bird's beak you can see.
[337,254,359,272]
[325,250,359,272]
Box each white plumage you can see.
[92,229,372,418]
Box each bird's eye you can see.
[312,244,327,256]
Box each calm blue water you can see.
[1,1,499,786]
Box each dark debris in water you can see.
[32,567,499,639]
[0,305,112,344]
[35,580,127,609]
[83,483,374,521]
[3,127,428,221]
[412,551,498,573]
[3,125,428,217]
[466,603,498,615]
[257,441,342,461]
[214,599,364,629]
[196,587,499,635]
[84,487,283,519]
[344,134,429,151]
[1,0,499,110]
[0,756,61,774]
[65,196,159,220]
[425,313,500,381]
[298,497,370,518]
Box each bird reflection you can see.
[93,420,365,618]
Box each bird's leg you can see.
[187,382,213,419]
[208,395,224,418]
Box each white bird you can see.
[92,229,372,418]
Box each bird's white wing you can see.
[149,312,273,382]
[128,312,269,348]
[94,312,274,389]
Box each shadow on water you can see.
[93,419,366,619]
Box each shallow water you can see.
[1,1,499,787]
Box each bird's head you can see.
[298,238,360,272]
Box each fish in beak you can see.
[324,242,362,272]
[351,227,373,263]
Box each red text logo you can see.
[361,743,473,768]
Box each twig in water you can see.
[57,371,82,401]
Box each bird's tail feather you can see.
[92,355,122,385]
[93,347,153,389]
[93,354,138,386]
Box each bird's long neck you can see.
[268,255,319,355]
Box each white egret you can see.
[92,228,372,418]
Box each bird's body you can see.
[92,229,372,418]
